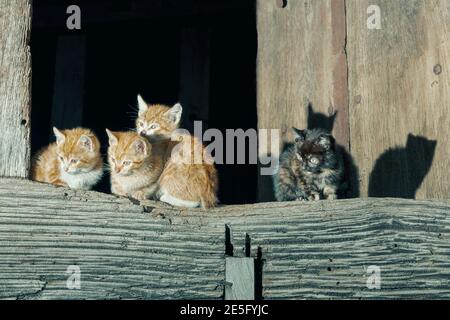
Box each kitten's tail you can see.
[200,190,217,210]
[201,173,218,210]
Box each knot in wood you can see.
[276,0,287,9]
[433,64,442,75]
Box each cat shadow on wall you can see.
[276,103,360,199]
[368,134,437,199]
[307,103,336,133]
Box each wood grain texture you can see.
[225,257,255,300]
[222,198,450,299]
[256,0,349,201]
[1,179,450,299]
[0,0,32,178]
[0,179,225,299]
[347,0,450,199]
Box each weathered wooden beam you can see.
[1,178,450,299]
[0,179,225,299]
[222,198,450,299]
[0,1,32,178]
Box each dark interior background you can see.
[31,0,257,204]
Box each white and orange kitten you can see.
[136,95,218,209]
[31,127,103,190]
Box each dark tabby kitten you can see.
[273,128,344,201]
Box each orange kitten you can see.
[136,95,182,142]
[31,127,103,190]
[106,130,165,201]
[136,95,218,209]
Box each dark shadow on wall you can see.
[368,134,437,199]
[307,103,337,133]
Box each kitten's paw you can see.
[132,190,148,201]
[323,186,338,200]
[325,194,337,200]
[308,192,321,201]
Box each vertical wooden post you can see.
[179,28,211,132]
[225,257,255,300]
[50,35,86,131]
[224,229,256,300]
[0,0,33,178]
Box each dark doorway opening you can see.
[31,0,257,204]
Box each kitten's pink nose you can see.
[140,130,147,136]
[64,167,69,172]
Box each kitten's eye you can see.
[110,158,116,163]
[310,157,319,165]
[139,122,144,127]
[70,159,78,164]
[150,123,159,129]
[59,156,64,161]
[123,161,132,166]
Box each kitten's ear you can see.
[134,139,148,155]
[105,129,118,146]
[53,127,65,145]
[292,127,306,143]
[165,103,182,125]
[78,135,94,152]
[137,94,149,116]
[318,133,334,150]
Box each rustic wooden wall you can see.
[1,178,450,299]
[0,0,32,178]
[347,0,450,199]
[257,0,450,201]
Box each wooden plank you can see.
[0,0,32,178]
[0,179,224,299]
[50,35,86,131]
[347,0,450,199]
[1,178,450,299]
[225,257,255,300]
[256,0,349,201]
